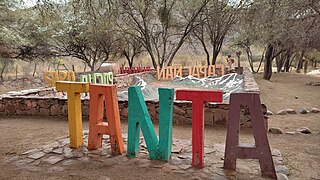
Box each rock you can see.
[295,96,298,99]
[310,108,320,113]
[269,128,283,134]
[169,157,182,165]
[22,149,40,155]
[267,110,274,115]
[42,142,60,150]
[73,151,84,158]
[42,156,64,165]
[298,108,309,114]
[27,152,46,160]
[277,173,289,180]
[64,151,74,159]
[296,127,312,134]
[271,149,282,157]
[285,131,296,135]
[52,148,63,154]
[285,108,297,114]
[43,148,53,153]
[172,146,182,154]
[276,165,290,175]
[276,110,287,115]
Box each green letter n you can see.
[127,86,174,161]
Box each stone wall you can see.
[0,96,232,126]
[0,67,266,128]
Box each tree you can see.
[36,0,121,71]
[193,0,250,65]
[118,0,209,68]
[119,34,144,68]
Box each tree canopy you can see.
[0,0,319,79]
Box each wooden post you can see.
[88,84,124,155]
[56,81,90,148]
[223,93,277,179]
[176,90,223,168]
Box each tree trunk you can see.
[296,50,305,73]
[276,52,285,73]
[304,59,308,74]
[33,62,37,77]
[284,50,292,72]
[16,65,18,79]
[0,62,7,82]
[83,62,87,72]
[245,49,255,73]
[211,50,219,65]
[263,44,274,80]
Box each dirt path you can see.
[0,72,319,179]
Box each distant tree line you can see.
[0,0,319,80]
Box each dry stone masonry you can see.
[0,68,275,128]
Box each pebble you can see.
[276,110,287,115]
[269,128,283,134]
[296,127,312,134]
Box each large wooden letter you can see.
[157,67,165,80]
[176,90,223,168]
[127,86,174,161]
[223,93,276,179]
[56,81,89,148]
[88,84,124,155]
